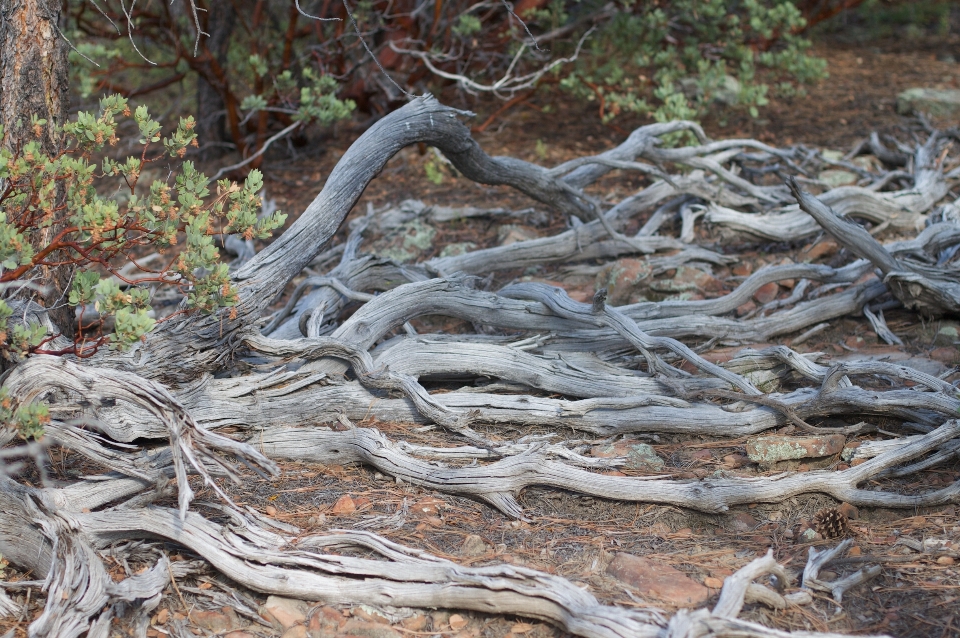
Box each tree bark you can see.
[195,0,237,161]
[0,0,74,338]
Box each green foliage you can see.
[0,387,50,440]
[424,155,446,185]
[814,0,954,41]
[0,95,288,355]
[293,70,357,125]
[453,14,483,38]
[65,10,355,162]
[553,0,826,127]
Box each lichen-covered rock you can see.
[818,169,858,188]
[897,88,960,118]
[745,434,845,464]
[371,218,437,263]
[595,258,653,305]
[650,266,722,295]
[592,441,665,471]
[438,241,476,258]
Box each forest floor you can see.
[4,35,960,638]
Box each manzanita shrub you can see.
[0,94,287,360]
[558,0,828,126]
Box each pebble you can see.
[261,596,309,630]
[605,552,710,606]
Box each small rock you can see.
[596,258,653,305]
[851,155,882,172]
[848,546,862,557]
[844,335,864,350]
[412,497,444,517]
[731,262,752,277]
[592,441,665,472]
[703,576,724,589]
[400,615,427,631]
[930,347,960,365]
[190,610,238,634]
[265,505,278,517]
[431,612,450,630]
[727,512,759,533]
[497,224,538,246]
[799,528,822,542]
[818,169,858,188]
[936,324,959,346]
[307,606,344,637]
[438,242,477,258]
[605,553,710,606]
[937,556,956,565]
[261,596,309,630]
[841,442,860,461]
[341,620,402,638]
[752,282,780,305]
[839,502,859,520]
[722,454,748,468]
[331,495,357,515]
[352,607,390,624]
[282,627,308,638]
[745,434,846,464]
[651,266,723,295]
[371,218,437,263]
[897,87,960,118]
[735,300,757,317]
[801,239,839,262]
[461,534,489,557]
[448,614,468,631]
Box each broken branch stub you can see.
[787,176,960,316]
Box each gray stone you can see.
[592,441,665,472]
[897,88,960,118]
[460,534,489,557]
[677,75,740,105]
[745,434,845,464]
[438,242,476,258]
[819,169,858,188]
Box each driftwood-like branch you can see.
[787,177,960,316]
[3,356,277,517]
[2,94,957,638]
[255,420,960,518]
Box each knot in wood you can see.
[592,289,608,314]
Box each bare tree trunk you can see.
[0,0,73,338]
[195,0,237,161]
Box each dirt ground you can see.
[3,35,960,638]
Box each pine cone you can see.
[813,507,849,539]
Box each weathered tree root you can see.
[256,420,960,518]
[2,94,957,637]
[3,355,277,517]
[0,475,892,638]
